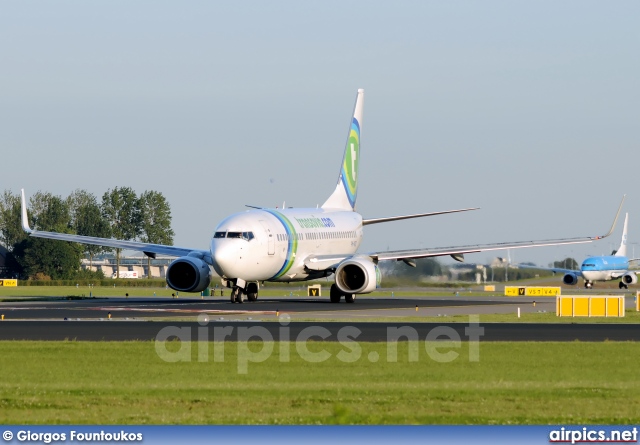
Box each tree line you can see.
[0,187,174,280]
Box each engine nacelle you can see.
[621,272,637,285]
[166,256,212,293]
[335,255,380,295]
[563,273,579,285]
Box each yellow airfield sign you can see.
[557,296,624,317]
[504,286,561,297]
[0,279,18,287]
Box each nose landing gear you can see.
[230,286,244,303]
[585,281,593,289]
[228,281,259,303]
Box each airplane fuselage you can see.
[580,255,629,282]
[210,208,363,282]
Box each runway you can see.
[1,295,637,341]
[0,298,540,320]
[0,296,529,320]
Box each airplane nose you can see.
[212,242,238,277]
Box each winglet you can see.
[20,189,32,233]
[592,195,625,240]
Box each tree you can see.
[12,237,82,280]
[67,189,112,269]
[379,257,447,282]
[138,190,175,278]
[29,191,71,232]
[12,191,82,279]
[553,257,579,270]
[101,187,141,278]
[0,190,27,251]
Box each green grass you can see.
[291,311,640,323]
[0,341,638,424]
[0,286,196,299]
[0,286,502,299]
[1,286,634,300]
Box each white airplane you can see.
[21,89,623,303]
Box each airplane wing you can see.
[368,196,624,263]
[369,238,600,263]
[20,189,211,263]
[303,197,625,270]
[611,271,629,279]
[517,264,582,276]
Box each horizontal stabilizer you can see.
[362,207,479,226]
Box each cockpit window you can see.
[226,231,255,241]
[214,232,226,238]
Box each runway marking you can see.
[0,306,277,315]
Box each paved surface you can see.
[0,296,529,320]
[1,320,640,341]
[1,296,637,342]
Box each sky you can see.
[2,1,639,266]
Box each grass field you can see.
[0,285,636,300]
[1,341,638,424]
[291,310,640,323]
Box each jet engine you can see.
[166,256,212,293]
[621,272,637,285]
[334,255,380,295]
[563,273,579,285]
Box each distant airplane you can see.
[20,89,623,303]
[528,212,638,289]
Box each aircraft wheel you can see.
[345,294,356,303]
[246,283,259,301]
[229,288,237,303]
[619,282,628,290]
[585,282,592,289]
[330,284,341,303]
[235,288,244,304]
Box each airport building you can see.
[81,254,175,278]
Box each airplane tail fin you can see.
[614,213,628,257]
[321,89,364,211]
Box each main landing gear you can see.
[619,281,629,290]
[246,282,259,301]
[330,284,355,304]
